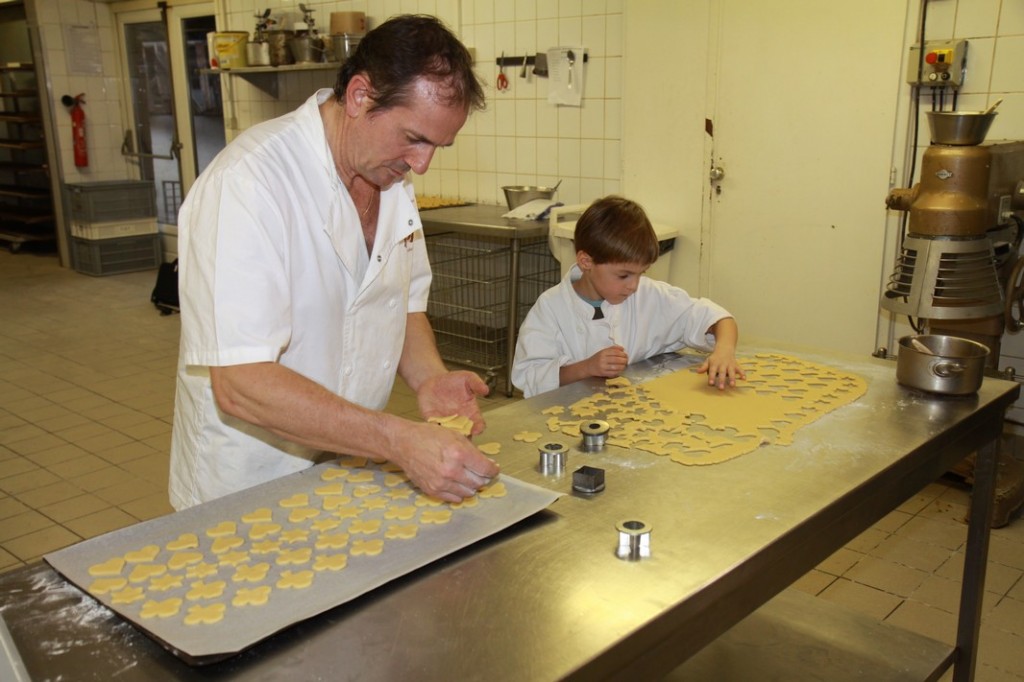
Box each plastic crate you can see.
[70,218,158,240]
[66,181,157,222]
[71,234,161,276]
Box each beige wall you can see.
[27,0,1024,363]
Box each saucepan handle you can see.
[933,362,965,378]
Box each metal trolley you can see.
[425,231,559,396]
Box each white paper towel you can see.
[546,46,585,106]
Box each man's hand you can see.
[417,370,489,436]
[390,421,500,502]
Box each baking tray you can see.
[44,458,560,664]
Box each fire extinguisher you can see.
[61,94,88,168]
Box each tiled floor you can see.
[1,247,1023,679]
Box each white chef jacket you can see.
[170,89,431,509]
[511,264,731,398]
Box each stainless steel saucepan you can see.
[896,334,989,395]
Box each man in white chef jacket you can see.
[169,15,499,510]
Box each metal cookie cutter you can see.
[616,520,652,560]
[580,419,610,452]
[572,465,605,494]
[537,442,568,475]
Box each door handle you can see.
[709,165,725,182]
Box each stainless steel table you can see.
[0,345,1016,681]
[419,204,552,396]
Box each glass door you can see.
[116,2,224,225]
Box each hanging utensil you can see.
[566,49,575,89]
[520,55,528,79]
[496,52,509,91]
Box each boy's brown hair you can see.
[573,196,660,266]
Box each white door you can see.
[702,1,907,355]
[114,1,225,252]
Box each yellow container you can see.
[212,32,248,69]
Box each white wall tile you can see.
[954,0,1001,38]
[580,138,603,178]
[1000,0,1024,34]
[925,0,957,38]
[495,135,516,173]
[557,137,580,176]
[515,0,537,22]
[960,37,994,94]
[516,137,537,174]
[991,35,1024,94]
[515,99,537,136]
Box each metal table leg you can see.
[953,437,999,682]
[503,237,522,397]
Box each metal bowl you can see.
[925,111,996,146]
[502,185,558,210]
[896,334,989,395]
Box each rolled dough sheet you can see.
[550,353,867,465]
[44,461,559,663]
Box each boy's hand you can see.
[588,345,629,378]
[697,350,745,389]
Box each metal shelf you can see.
[203,62,339,98]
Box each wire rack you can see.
[426,233,559,392]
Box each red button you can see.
[925,51,938,64]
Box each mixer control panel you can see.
[906,39,968,87]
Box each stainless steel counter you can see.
[0,345,1016,681]
[420,204,552,396]
[418,203,549,240]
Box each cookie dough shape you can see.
[428,414,474,436]
[128,563,166,583]
[167,551,204,570]
[349,519,382,535]
[288,508,320,523]
[124,545,160,563]
[279,493,309,508]
[186,562,219,579]
[88,557,125,577]
[249,522,282,539]
[313,554,348,572]
[315,533,350,550]
[140,597,182,620]
[111,586,145,605]
[205,521,236,538]
[211,536,244,554]
[89,577,127,594]
[320,467,350,481]
[315,482,346,496]
[149,574,184,592]
[477,442,502,456]
[185,580,226,601]
[479,482,507,499]
[233,586,272,607]
[276,548,313,565]
[277,570,315,589]
[241,508,272,524]
[184,603,226,625]
[384,506,416,521]
[385,524,419,540]
[560,353,868,466]
[165,533,200,552]
[350,539,384,557]
[513,431,542,443]
[232,562,271,583]
[420,509,453,525]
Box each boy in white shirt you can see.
[512,196,744,398]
